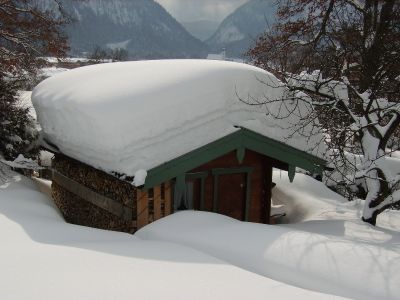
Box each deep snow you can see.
[137,171,400,300]
[0,167,343,299]
[1,165,398,300]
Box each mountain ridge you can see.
[58,0,208,59]
[181,20,220,41]
[206,0,277,58]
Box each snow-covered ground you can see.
[272,169,400,229]
[1,160,400,300]
[0,167,344,300]
[138,171,400,300]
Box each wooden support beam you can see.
[137,189,149,229]
[164,181,172,216]
[153,185,162,221]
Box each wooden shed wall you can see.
[189,150,281,224]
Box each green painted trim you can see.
[144,128,326,189]
[144,130,243,189]
[186,172,208,180]
[288,165,296,182]
[186,172,208,210]
[239,128,326,173]
[212,167,253,221]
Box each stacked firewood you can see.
[52,154,137,233]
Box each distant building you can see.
[207,49,244,63]
[207,49,226,61]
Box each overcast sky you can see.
[155,0,249,23]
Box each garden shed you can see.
[32,59,326,233]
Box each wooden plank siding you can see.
[164,181,173,216]
[136,189,149,229]
[153,185,162,220]
[135,182,172,230]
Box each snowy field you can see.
[0,167,399,299]
[138,171,400,299]
[0,167,342,300]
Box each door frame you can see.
[212,167,253,221]
[186,171,208,210]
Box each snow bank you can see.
[137,173,400,300]
[272,169,400,230]
[32,60,325,184]
[0,169,339,300]
[272,169,349,223]
[137,211,400,300]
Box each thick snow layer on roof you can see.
[32,60,325,183]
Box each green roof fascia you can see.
[143,128,326,189]
[239,128,326,175]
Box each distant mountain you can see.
[206,0,277,58]
[181,20,220,41]
[56,0,208,59]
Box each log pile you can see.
[51,154,174,233]
[52,154,137,233]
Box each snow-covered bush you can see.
[0,77,39,161]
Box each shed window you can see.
[173,172,207,211]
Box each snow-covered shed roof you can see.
[32,60,326,186]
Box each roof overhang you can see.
[143,128,326,189]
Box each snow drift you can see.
[137,172,400,300]
[0,169,341,299]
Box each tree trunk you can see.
[359,129,390,226]
[362,212,377,226]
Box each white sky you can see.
[155,0,249,23]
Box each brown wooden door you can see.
[217,173,247,221]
